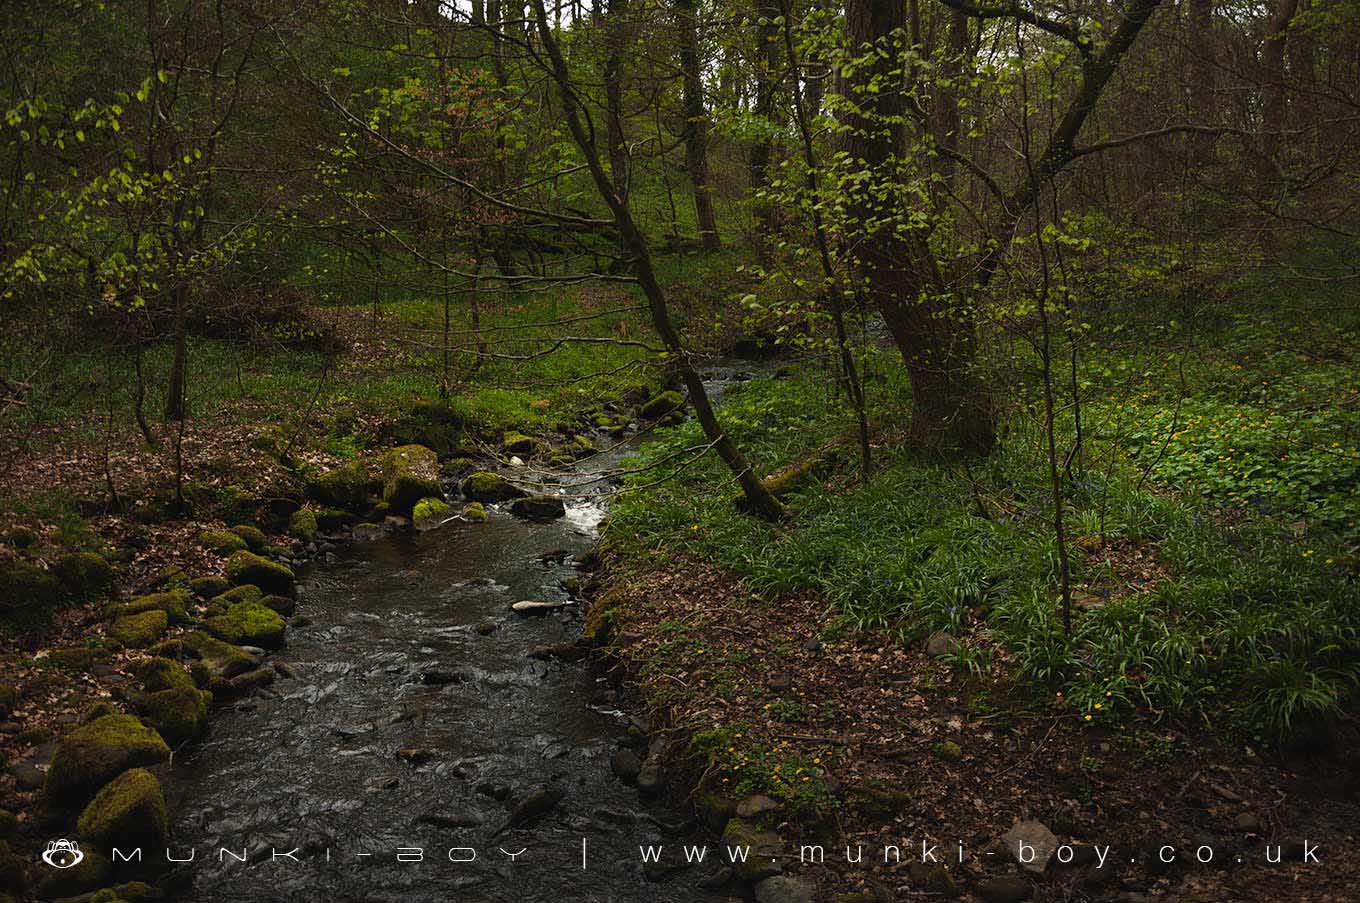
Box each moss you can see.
[143,687,212,745]
[315,508,357,531]
[129,656,194,692]
[108,610,168,648]
[229,524,267,552]
[199,530,248,554]
[0,558,58,619]
[224,551,294,595]
[44,714,169,805]
[80,702,119,724]
[509,495,566,520]
[204,600,286,649]
[581,604,617,647]
[110,589,189,623]
[42,647,110,673]
[381,444,442,514]
[213,584,263,606]
[412,496,450,526]
[188,575,230,599]
[459,471,526,503]
[719,818,781,881]
[174,631,253,683]
[33,849,111,899]
[75,768,167,849]
[304,460,373,511]
[502,431,541,455]
[52,552,116,599]
[387,401,464,456]
[289,508,318,542]
[261,594,296,616]
[461,502,488,523]
[639,390,684,420]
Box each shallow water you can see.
[163,373,753,903]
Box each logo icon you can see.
[42,839,84,869]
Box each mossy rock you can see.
[128,657,194,693]
[581,604,617,647]
[224,551,294,596]
[204,600,285,650]
[155,565,189,589]
[229,524,267,552]
[502,432,541,456]
[261,594,295,617]
[199,530,248,554]
[3,526,37,548]
[174,631,253,683]
[315,508,358,532]
[33,847,111,899]
[44,714,170,805]
[288,509,318,542]
[387,401,465,457]
[639,390,684,421]
[304,461,373,511]
[52,552,116,600]
[212,584,263,606]
[108,610,168,648]
[459,471,526,503]
[143,687,212,746]
[0,558,57,618]
[188,575,230,599]
[568,435,599,458]
[720,818,782,881]
[110,589,189,624]
[76,767,167,849]
[381,444,443,514]
[0,685,14,719]
[80,702,119,724]
[509,495,566,520]
[412,497,450,529]
[42,647,110,673]
[461,502,488,523]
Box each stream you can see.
[163,369,752,903]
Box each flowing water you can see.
[164,370,754,903]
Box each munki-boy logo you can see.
[42,839,85,869]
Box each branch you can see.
[936,0,1086,51]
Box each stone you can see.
[289,508,319,542]
[460,471,526,503]
[511,600,569,616]
[610,749,642,784]
[0,558,57,618]
[261,594,296,617]
[212,584,264,606]
[462,501,488,522]
[108,609,168,648]
[510,494,567,520]
[224,550,295,596]
[639,390,684,421]
[977,876,1032,902]
[909,862,958,896]
[316,508,359,532]
[502,432,541,455]
[496,784,566,834]
[934,740,963,762]
[143,687,212,745]
[188,575,230,599]
[736,795,782,819]
[0,684,15,718]
[52,552,116,599]
[721,819,782,881]
[172,631,255,684]
[128,657,194,693]
[925,633,952,657]
[109,589,189,623]
[75,767,167,849]
[200,529,249,554]
[44,714,169,805]
[352,523,386,542]
[754,876,815,903]
[412,496,451,529]
[381,444,443,514]
[204,600,286,649]
[33,848,110,899]
[230,524,268,552]
[1234,812,1263,833]
[1002,819,1059,874]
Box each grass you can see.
[606,271,1360,747]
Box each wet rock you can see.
[417,811,482,829]
[476,780,511,801]
[461,471,526,503]
[261,594,296,617]
[171,631,254,684]
[977,875,1032,902]
[493,783,566,836]
[510,495,567,520]
[527,642,588,663]
[224,667,276,696]
[754,876,815,903]
[43,714,170,805]
[225,551,295,596]
[420,669,468,686]
[397,747,437,765]
[272,660,300,680]
[1002,819,1059,874]
[352,522,386,541]
[636,753,663,795]
[512,599,569,616]
[75,767,167,848]
[611,749,643,785]
[474,621,498,635]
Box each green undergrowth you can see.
[606,359,1360,746]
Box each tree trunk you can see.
[748,0,780,233]
[842,0,994,456]
[1260,0,1298,167]
[603,0,631,198]
[531,0,784,519]
[164,290,187,422]
[674,0,721,249]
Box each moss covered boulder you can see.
[129,656,195,693]
[75,767,167,849]
[502,432,541,456]
[721,818,783,882]
[639,390,684,421]
[381,444,443,514]
[0,558,57,618]
[175,631,254,684]
[204,600,286,649]
[188,575,230,599]
[199,529,248,554]
[44,714,170,805]
[230,524,267,552]
[33,848,111,899]
[509,495,566,521]
[304,460,373,511]
[43,646,110,673]
[225,551,294,596]
[213,584,263,607]
[288,508,318,542]
[387,400,465,457]
[110,588,189,623]
[315,508,358,532]
[108,610,168,648]
[412,497,450,530]
[52,552,116,599]
[461,502,488,523]
[460,471,526,503]
[144,687,212,745]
